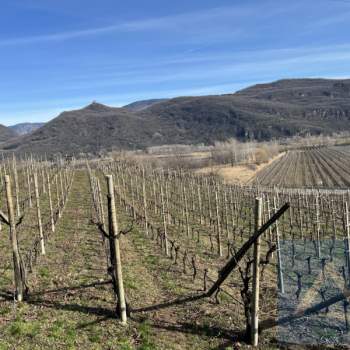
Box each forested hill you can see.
[0,124,16,143]
[3,78,350,155]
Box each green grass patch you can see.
[7,319,41,338]
[0,306,11,316]
[48,319,77,346]
[87,326,103,343]
[143,255,158,266]
[124,278,138,291]
[138,321,157,350]
[39,266,51,278]
[114,339,134,350]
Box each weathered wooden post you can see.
[183,186,190,238]
[26,166,33,208]
[197,183,203,225]
[224,190,229,239]
[97,179,106,231]
[130,176,136,220]
[12,156,21,218]
[5,175,24,301]
[165,180,171,225]
[106,175,127,324]
[59,171,65,206]
[34,173,46,255]
[315,195,321,258]
[206,179,212,226]
[215,188,222,257]
[47,173,55,233]
[274,197,284,294]
[41,167,46,194]
[142,167,149,236]
[160,183,169,256]
[55,174,61,218]
[251,197,262,346]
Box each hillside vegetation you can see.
[3,78,350,155]
[123,98,169,112]
[0,124,16,143]
[10,123,45,135]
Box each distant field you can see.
[252,146,350,188]
[197,152,284,184]
[333,144,350,154]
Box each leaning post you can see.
[5,175,24,301]
[106,174,127,324]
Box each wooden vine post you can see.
[142,167,149,236]
[274,197,284,294]
[106,174,127,324]
[34,173,46,255]
[47,173,55,233]
[97,179,106,232]
[315,195,321,259]
[59,171,65,206]
[251,197,262,346]
[55,174,61,218]
[5,175,24,302]
[12,156,21,218]
[215,188,222,257]
[26,166,33,208]
[160,183,169,256]
[41,167,46,194]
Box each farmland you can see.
[0,154,350,349]
[3,0,350,348]
[252,146,350,189]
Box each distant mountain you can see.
[123,99,169,112]
[0,124,16,143]
[2,102,167,155]
[3,79,350,155]
[10,123,45,135]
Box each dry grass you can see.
[196,152,285,184]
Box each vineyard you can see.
[0,155,350,349]
[252,146,350,189]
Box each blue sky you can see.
[1,0,350,125]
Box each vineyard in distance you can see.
[252,145,350,189]
[1,134,350,349]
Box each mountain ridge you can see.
[0,124,17,143]
[123,99,169,112]
[2,78,350,155]
[10,122,45,136]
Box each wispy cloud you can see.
[0,2,298,47]
[0,24,124,46]
[18,43,349,90]
[119,5,251,31]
